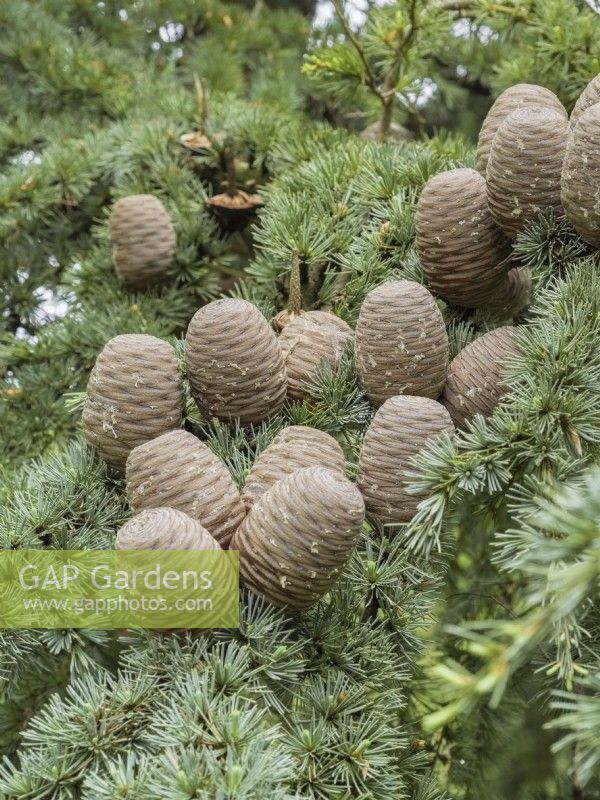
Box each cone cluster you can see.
[414,79,600,316]
[108,194,176,290]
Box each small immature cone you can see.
[569,74,600,129]
[185,299,287,424]
[241,425,345,509]
[482,267,532,317]
[416,168,511,307]
[279,311,353,401]
[83,334,183,473]
[355,280,449,406]
[116,507,220,551]
[232,466,365,610]
[109,195,176,290]
[357,395,454,523]
[486,107,568,239]
[476,84,566,175]
[126,430,245,548]
[561,103,600,249]
[442,326,521,429]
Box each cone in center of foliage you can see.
[475,83,566,175]
[355,280,449,406]
[416,168,511,307]
[232,466,365,610]
[241,425,346,509]
[357,395,454,524]
[442,326,521,429]
[108,194,176,290]
[185,298,287,424]
[561,103,600,249]
[486,106,568,239]
[126,429,245,548]
[83,334,183,474]
[279,310,353,401]
[116,507,220,551]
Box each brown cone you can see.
[442,327,521,429]
[476,84,566,175]
[83,334,183,473]
[242,425,346,510]
[231,466,365,610]
[116,507,220,551]
[109,195,176,290]
[279,311,353,401]
[486,107,568,239]
[126,430,245,548]
[416,168,511,307]
[482,267,532,317]
[569,74,600,129]
[561,103,600,249]
[355,280,449,406]
[357,395,454,523]
[185,299,287,424]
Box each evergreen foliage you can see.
[2,1,600,798]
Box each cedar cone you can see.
[116,507,220,551]
[486,107,568,239]
[361,121,414,142]
[83,334,183,473]
[185,298,287,424]
[108,195,176,290]
[442,326,521,429]
[569,74,600,129]
[476,84,566,175]
[126,430,245,548]
[416,168,511,307]
[482,267,532,317]
[355,280,449,406]
[231,466,365,610]
[242,425,345,509]
[561,103,600,249]
[279,311,353,401]
[357,395,454,523]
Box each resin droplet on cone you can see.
[355,280,449,406]
[416,168,511,307]
[126,430,245,548]
[357,395,454,524]
[185,298,287,424]
[561,103,600,249]
[442,327,521,429]
[83,334,183,473]
[279,311,353,402]
[232,466,365,610]
[116,507,220,551]
[109,194,176,290]
[486,107,568,239]
[569,73,600,129]
[242,425,345,509]
[475,84,566,175]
